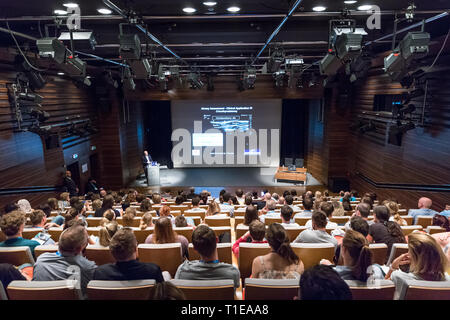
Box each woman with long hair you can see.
[385,232,450,299]
[251,223,304,279]
[383,200,407,226]
[139,212,154,230]
[98,221,120,247]
[139,199,153,215]
[145,217,189,258]
[332,201,345,216]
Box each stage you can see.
[130,167,321,189]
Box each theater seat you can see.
[329,216,350,225]
[22,228,42,240]
[173,227,194,242]
[234,217,245,230]
[401,225,423,236]
[84,246,115,265]
[116,217,141,228]
[402,279,450,300]
[244,278,299,300]
[184,210,205,220]
[87,280,156,300]
[0,247,35,266]
[284,227,307,242]
[290,243,335,270]
[426,226,446,234]
[238,243,271,284]
[415,216,434,229]
[205,216,231,227]
[294,217,310,226]
[369,243,388,265]
[86,217,103,227]
[188,243,232,264]
[169,279,235,300]
[210,227,232,240]
[386,243,409,266]
[346,280,395,300]
[35,245,58,258]
[400,216,413,225]
[7,280,82,300]
[138,243,183,277]
[235,225,249,239]
[263,217,282,226]
[47,228,63,241]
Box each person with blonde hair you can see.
[145,217,189,259]
[385,232,450,299]
[99,209,116,227]
[206,200,222,216]
[17,199,32,213]
[98,221,120,247]
[122,207,136,227]
[92,199,102,212]
[383,200,407,226]
[58,192,70,210]
[139,212,154,230]
[332,200,345,216]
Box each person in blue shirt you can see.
[408,197,439,224]
[440,205,450,218]
[0,210,40,257]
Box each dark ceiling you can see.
[0,0,449,75]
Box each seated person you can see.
[94,195,120,218]
[334,216,369,264]
[153,282,186,300]
[232,220,267,258]
[26,210,55,245]
[33,225,97,296]
[298,265,352,300]
[285,195,301,212]
[236,205,259,228]
[293,197,314,218]
[258,200,279,224]
[306,202,337,229]
[0,211,40,256]
[384,232,450,300]
[93,228,164,282]
[344,203,373,230]
[189,197,207,214]
[145,217,189,259]
[98,221,120,247]
[280,205,300,228]
[122,207,136,227]
[205,201,228,219]
[251,223,304,279]
[175,225,240,289]
[293,211,338,247]
[139,212,154,230]
[408,197,439,224]
[440,205,450,218]
[174,215,189,228]
[384,200,407,226]
[321,229,384,282]
[218,193,235,217]
[0,263,26,294]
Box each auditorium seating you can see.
[138,243,183,277]
[7,280,82,300]
[401,225,423,236]
[173,227,194,242]
[133,227,154,244]
[294,217,310,226]
[48,227,63,241]
[21,228,42,240]
[346,280,395,300]
[84,246,115,265]
[35,245,58,258]
[426,226,446,234]
[402,279,450,300]
[386,243,409,266]
[184,210,206,220]
[263,217,282,226]
[238,243,271,283]
[188,243,232,264]
[87,280,156,300]
[415,216,434,229]
[290,243,335,270]
[369,243,389,265]
[234,217,245,230]
[285,227,307,242]
[244,278,299,300]
[210,227,232,240]
[116,217,141,228]
[0,247,35,266]
[169,279,235,300]
[86,217,102,227]
[329,216,350,225]
[236,225,249,239]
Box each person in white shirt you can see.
[190,197,206,213]
[280,205,300,228]
[285,195,301,212]
[219,192,234,217]
[259,200,279,224]
[305,202,338,229]
[344,203,373,231]
[235,189,245,205]
[294,211,338,247]
[293,197,314,219]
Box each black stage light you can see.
[399,32,430,63]
[188,72,204,89]
[60,55,87,78]
[129,59,152,79]
[335,33,363,62]
[59,31,97,51]
[14,56,46,90]
[267,47,285,73]
[319,53,343,76]
[273,70,285,87]
[119,34,141,60]
[244,68,256,89]
[36,38,66,64]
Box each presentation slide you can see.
[171,99,281,168]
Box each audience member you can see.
[285,195,301,212]
[175,225,240,289]
[139,212,154,230]
[0,211,40,256]
[305,202,337,229]
[432,214,450,232]
[122,207,136,227]
[94,228,164,282]
[408,197,439,224]
[235,189,245,205]
[293,211,338,247]
[344,203,372,230]
[384,200,407,226]
[145,217,189,259]
[385,232,449,299]
[3,203,19,216]
[280,205,300,228]
[95,195,120,218]
[175,215,188,228]
[98,221,120,247]
[17,199,32,213]
[331,200,345,216]
[232,220,267,258]
[0,263,26,294]
[440,205,450,218]
[153,282,186,300]
[236,205,259,228]
[258,200,279,223]
[293,197,313,218]
[251,223,304,279]
[299,265,352,300]
[219,193,234,217]
[26,210,55,245]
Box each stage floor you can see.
[130,167,321,188]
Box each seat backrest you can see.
[416,216,434,228]
[329,216,350,225]
[7,280,82,300]
[0,281,7,300]
[170,210,182,217]
[184,210,205,220]
[22,228,42,240]
[35,245,59,258]
[173,227,194,243]
[188,243,232,264]
[236,225,249,239]
[84,246,115,265]
[116,217,141,228]
[87,280,156,300]
[205,217,231,227]
[284,227,307,242]
[86,217,103,227]
[138,243,182,277]
[290,243,335,270]
[234,217,245,230]
[210,227,232,240]
[426,226,446,235]
[345,280,395,300]
[188,216,201,226]
[86,227,100,237]
[400,216,413,225]
[47,228,63,242]
[294,217,310,226]
[245,278,299,300]
[401,225,423,236]
[369,243,388,265]
[169,279,234,300]
[264,217,282,226]
[0,246,35,266]
[133,228,154,244]
[169,206,188,214]
[403,279,450,300]
[238,243,271,283]
[386,243,409,266]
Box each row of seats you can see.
[2,277,448,300]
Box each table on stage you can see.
[274,166,307,184]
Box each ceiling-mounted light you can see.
[57,72,65,76]
[312,6,327,12]
[54,10,68,15]
[63,3,78,8]
[183,7,197,13]
[358,5,373,10]
[203,1,217,6]
[227,6,241,12]
[97,8,112,14]
[344,1,357,4]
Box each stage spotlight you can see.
[60,55,87,78]
[267,47,285,73]
[36,38,66,64]
[273,70,285,87]
[319,53,343,76]
[335,33,363,62]
[188,72,204,89]
[359,121,376,133]
[244,68,256,89]
[128,59,152,79]
[14,56,46,90]
[58,31,97,51]
[18,92,43,105]
[158,65,169,92]
[119,34,141,60]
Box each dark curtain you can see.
[142,101,174,168]
[279,99,308,166]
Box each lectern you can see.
[146,164,160,186]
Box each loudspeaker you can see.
[328,177,350,193]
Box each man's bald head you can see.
[418,197,432,209]
[264,193,272,200]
